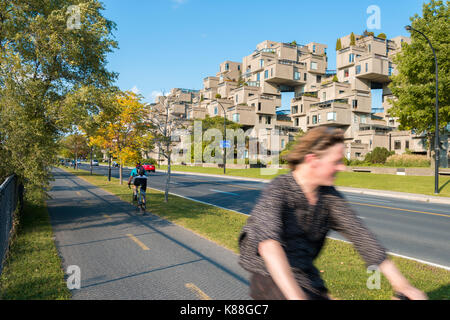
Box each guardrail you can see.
[0,175,23,276]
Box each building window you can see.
[235,95,238,103]
[352,99,358,109]
[259,115,263,123]
[271,68,273,77]
[349,53,355,63]
[304,73,307,81]
[344,69,349,78]
[361,115,367,124]
[295,118,299,126]
[260,59,264,68]
[232,113,240,123]
[327,112,336,121]
[316,75,322,83]
[214,107,218,115]
[388,62,394,76]
[311,62,318,70]
[405,140,410,149]
[265,70,269,79]
[301,104,303,113]
[322,92,326,101]
[312,115,317,124]
[368,44,371,52]
[267,116,271,125]
[257,73,260,81]
[258,102,261,111]
[356,65,361,74]
[292,106,298,114]
[294,71,301,80]
[355,152,361,157]
[365,63,368,72]
[394,140,401,150]
[318,114,321,123]
[238,65,241,71]
[225,63,229,71]
[281,139,285,149]
[307,116,309,124]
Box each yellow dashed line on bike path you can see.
[126,234,150,251]
[185,283,212,300]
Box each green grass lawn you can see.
[64,166,450,300]
[0,196,71,300]
[158,165,450,197]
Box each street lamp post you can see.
[405,25,440,194]
[215,100,227,174]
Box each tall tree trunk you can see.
[90,146,93,175]
[119,160,123,185]
[427,134,432,160]
[165,149,171,203]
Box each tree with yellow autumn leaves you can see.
[90,91,153,184]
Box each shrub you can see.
[336,38,342,51]
[364,147,393,164]
[215,94,221,99]
[377,33,387,39]
[385,154,430,167]
[332,75,338,82]
[350,32,356,46]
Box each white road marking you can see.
[210,189,239,196]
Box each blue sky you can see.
[102,0,426,109]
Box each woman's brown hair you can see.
[285,126,345,170]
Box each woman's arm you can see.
[258,239,308,300]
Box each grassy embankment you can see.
[0,190,71,300]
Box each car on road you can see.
[92,159,99,166]
[76,159,82,165]
[112,161,119,167]
[142,163,155,173]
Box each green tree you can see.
[0,0,118,200]
[280,129,305,164]
[388,0,449,158]
[377,33,387,39]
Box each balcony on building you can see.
[307,99,351,128]
[248,95,278,115]
[263,60,307,86]
[169,103,187,115]
[203,76,219,89]
[355,53,390,83]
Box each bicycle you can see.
[129,184,147,215]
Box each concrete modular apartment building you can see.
[151,33,449,164]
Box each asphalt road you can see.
[77,163,450,268]
[47,167,251,300]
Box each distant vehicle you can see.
[112,161,119,168]
[92,160,99,166]
[76,159,82,164]
[142,163,155,173]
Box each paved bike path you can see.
[47,168,250,300]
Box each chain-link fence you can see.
[0,175,23,276]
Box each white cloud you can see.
[171,0,188,9]
[131,86,140,94]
